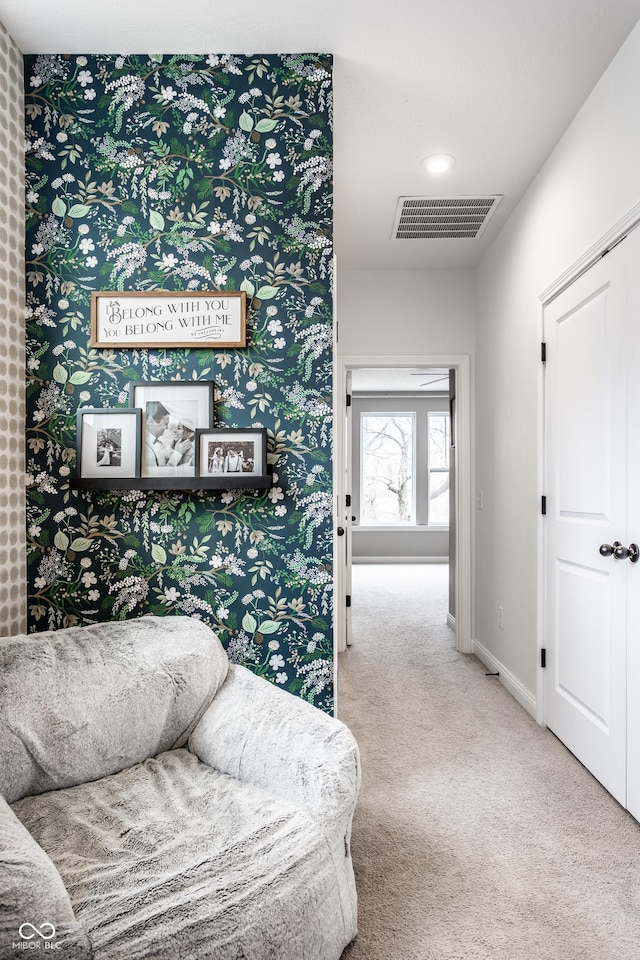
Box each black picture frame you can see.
[76,407,142,479]
[127,380,215,478]
[194,427,268,478]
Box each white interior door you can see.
[334,369,352,655]
[544,236,632,806]
[625,234,640,820]
[345,371,353,646]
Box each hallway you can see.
[338,564,640,960]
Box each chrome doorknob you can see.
[614,543,639,563]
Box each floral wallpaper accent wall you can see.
[25,54,335,711]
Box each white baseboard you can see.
[472,639,537,719]
[352,556,449,564]
[447,612,456,630]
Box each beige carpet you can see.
[338,564,640,960]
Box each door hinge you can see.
[346,595,351,608]
[346,393,352,407]
[541,648,546,669]
[601,233,627,258]
[346,494,351,508]
[541,495,547,515]
[541,342,547,362]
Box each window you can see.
[361,413,415,524]
[428,412,450,524]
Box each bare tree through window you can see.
[361,414,414,523]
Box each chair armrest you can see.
[188,663,360,829]
[0,794,91,958]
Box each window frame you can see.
[427,410,451,526]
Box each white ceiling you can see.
[2,0,640,270]
[352,368,450,394]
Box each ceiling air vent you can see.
[392,195,502,240]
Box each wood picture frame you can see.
[91,290,247,349]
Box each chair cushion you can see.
[12,750,353,960]
[0,616,228,803]
[190,662,361,828]
[0,794,91,958]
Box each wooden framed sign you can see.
[90,290,246,349]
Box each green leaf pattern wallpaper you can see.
[25,54,335,711]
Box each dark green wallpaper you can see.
[25,54,335,711]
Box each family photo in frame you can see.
[195,429,267,479]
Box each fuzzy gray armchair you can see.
[0,616,360,960]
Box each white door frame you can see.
[333,354,473,659]
[537,199,640,727]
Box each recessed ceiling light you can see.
[422,154,456,174]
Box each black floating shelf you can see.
[70,474,272,493]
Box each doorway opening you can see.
[350,368,453,625]
[333,355,472,699]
